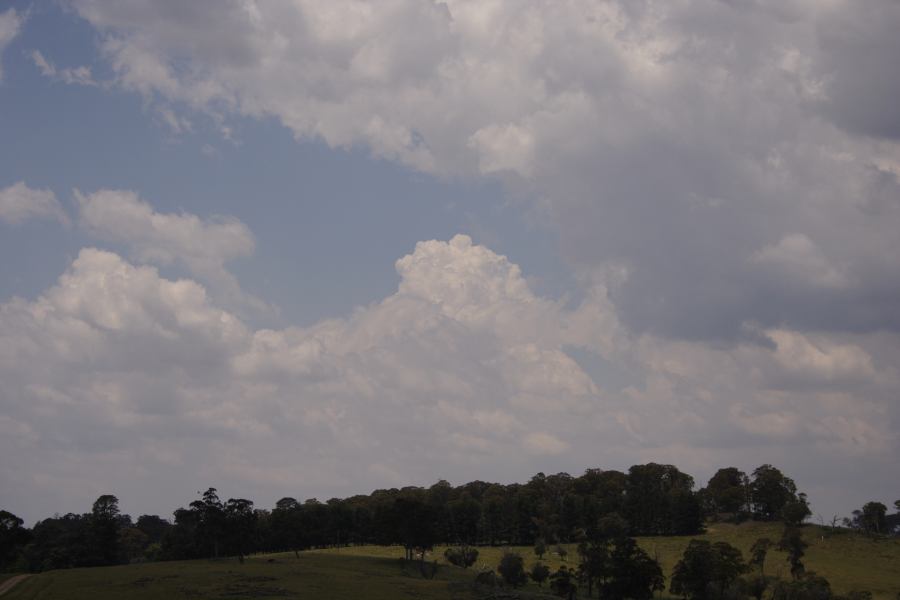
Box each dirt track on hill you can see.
[0,575,30,597]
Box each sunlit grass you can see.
[325,522,900,599]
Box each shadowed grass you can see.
[4,523,898,599]
[3,552,477,600]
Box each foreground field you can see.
[2,553,478,600]
[4,522,899,599]
[325,522,900,599]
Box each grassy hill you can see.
[4,522,899,599]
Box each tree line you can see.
[1,462,896,575]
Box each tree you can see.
[90,494,121,565]
[670,540,747,600]
[271,498,305,557]
[497,552,527,587]
[534,537,547,559]
[530,562,550,587]
[859,502,887,535]
[770,572,832,600]
[135,515,170,545]
[750,465,799,521]
[625,463,703,535]
[224,498,256,563]
[601,537,664,600]
[444,545,478,568]
[749,537,772,577]
[782,493,812,526]
[0,510,30,570]
[190,488,226,559]
[549,566,578,599]
[778,526,808,580]
[704,468,749,516]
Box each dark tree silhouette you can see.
[497,552,527,587]
[670,539,747,600]
[0,510,30,570]
[90,494,121,565]
[750,465,799,521]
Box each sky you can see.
[0,0,898,525]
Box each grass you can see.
[324,522,900,599]
[3,553,477,600]
[5,522,898,599]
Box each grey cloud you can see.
[814,0,900,140]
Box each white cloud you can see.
[2,233,897,522]
[75,189,266,314]
[31,50,97,86]
[68,0,900,340]
[0,181,69,226]
[0,8,22,82]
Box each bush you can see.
[443,545,478,568]
[530,562,550,587]
[497,552,527,587]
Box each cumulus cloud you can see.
[0,181,69,226]
[75,189,267,314]
[2,234,897,522]
[0,8,22,82]
[5,0,899,523]
[65,0,900,343]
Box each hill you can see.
[4,522,898,599]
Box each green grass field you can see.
[4,522,898,599]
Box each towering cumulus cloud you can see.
[2,234,896,520]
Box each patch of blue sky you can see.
[0,2,573,328]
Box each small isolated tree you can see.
[556,544,568,562]
[534,537,547,559]
[670,539,747,600]
[444,545,478,568]
[602,537,664,600]
[497,552,527,587]
[779,526,808,580]
[749,538,772,577]
[549,566,578,600]
[530,562,551,587]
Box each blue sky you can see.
[1,1,898,524]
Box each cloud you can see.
[0,181,70,226]
[75,189,267,314]
[0,8,22,82]
[750,233,848,289]
[31,50,97,86]
[2,234,897,523]
[67,0,900,343]
[814,0,900,140]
